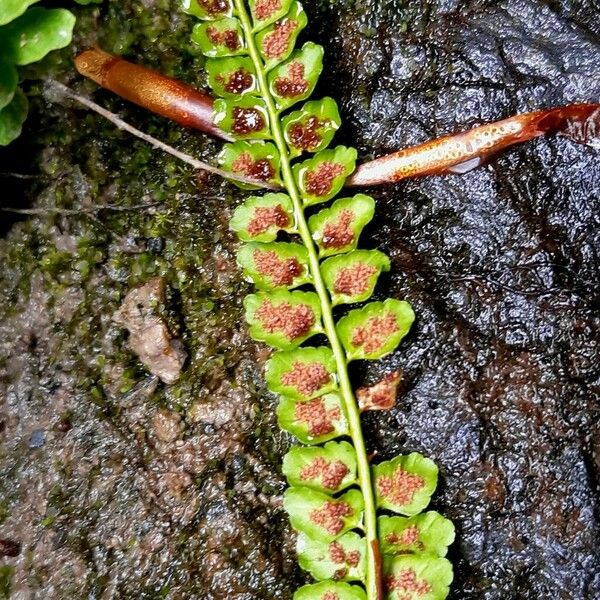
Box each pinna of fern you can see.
[183,1,455,599]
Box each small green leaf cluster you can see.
[186,1,454,598]
[0,0,77,145]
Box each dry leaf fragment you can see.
[356,371,402,412]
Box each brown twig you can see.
[46,80,279,191]
[1,201,161,216]
[0,173,38,179]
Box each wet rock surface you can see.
[1,0,599,599]
[315,1,600,598]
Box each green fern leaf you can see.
[282,441,357,493]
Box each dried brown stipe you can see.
[371,539,384,600]
[348,103,600,186]
[74,49,230,140]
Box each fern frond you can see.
[185,1,455,598]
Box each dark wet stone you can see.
[28,430,45,448]
[230,454,247,475]
[0,539,21,557]
[203,423,217,435]
[55,417,71,433]
[146,237,164,253]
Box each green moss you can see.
[0,501,8,524]
[0,566,14,600]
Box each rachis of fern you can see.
[184,1,455,598]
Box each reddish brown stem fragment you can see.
[74,49,230,140]
[347,104,600,186]
[371,539,384,600]
[75,50,599,190]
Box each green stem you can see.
[234,2,381,597]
